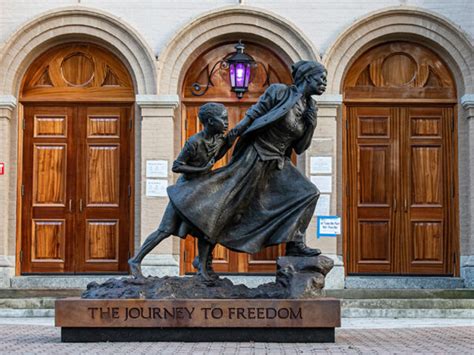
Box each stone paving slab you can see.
[1,317,474,329]
[0,324,472,354]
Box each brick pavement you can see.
[0,325,472,354]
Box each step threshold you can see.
[345,276,464,289]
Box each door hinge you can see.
[184,119,188,131]
[21,185,24,196]
[22,118,26,130]
[19,250,23,263]
[345,119,349,130]
[183,250,187,262]
[129,119,133,130]
[128,185,132,197]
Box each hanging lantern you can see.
[191,40,263,99]
[226,41,255,99]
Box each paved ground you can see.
[0,318,472,354]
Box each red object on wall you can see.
[0,163,4,175]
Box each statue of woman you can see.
[167,60,328,278]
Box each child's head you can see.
[198,102,228,133]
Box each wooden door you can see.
[344,41,459,275]
[21,105,132,274]
[347,105,456,275]
[19,43,135,274]
[180,41,292,274]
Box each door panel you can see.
[22,106,75,273]
[349,106,396,273]
[31,219,66,263]
[85,220,119,262]
[86,145,120,206]
[76,106,131,273]
[402,107,451,274]
[32,144,67,206]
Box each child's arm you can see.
[214,128,240,161]
[172,141,214,174]
[172,159,214,174]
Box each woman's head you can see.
[291,61,327,95]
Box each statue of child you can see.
[129,102,239,282]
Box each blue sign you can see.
[317,216,341,238]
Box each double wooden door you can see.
[21,104,132,274]
[346,105,457,275]
[180,103,285,274]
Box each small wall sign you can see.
[0,163,4,175]
[146,179,168,197]
[310,175,332,193]
[310,156,332,174]
[314,194,330,216]
[146,160,168,178]
[317,216,341,238]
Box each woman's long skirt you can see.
[166,144,320,254]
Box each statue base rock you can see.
[82,255,334,299]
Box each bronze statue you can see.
[129,60,327,283]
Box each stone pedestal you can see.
[56,298,341,342]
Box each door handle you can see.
[79,199,83,212]
[393,197,397,212]
[68,199,72,212]
[404,199,408,212]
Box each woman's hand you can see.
[226,128,240,144]
[303,99,317,126]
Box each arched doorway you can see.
[180,41,292,274]
[19,43,135,274]
[343,41,459,275]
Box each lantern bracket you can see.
[191,60,227,97]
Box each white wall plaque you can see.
[310,175,332,193]
[146,160,168,178]
[317,216,341,237]
[310,156,332,174]
[146,179,168,197]
[315,194,330,216]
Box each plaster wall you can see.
[1,1,472,55]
